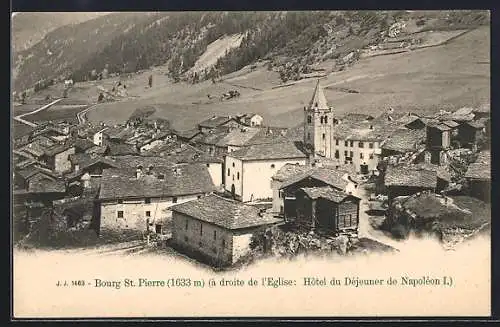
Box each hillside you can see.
[11,12,110,53]
[13,10,489,96]
[76,25,489,131]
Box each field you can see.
[47,26,489,131]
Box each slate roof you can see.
[66,155,119,179]
[28,174,66,193]
[272,163,310,182]
[381,128,425,153]
[216,127,261,147]
[333,114,402,141]
[473,103,490,114]
[300,186,360,203]
[227,141,307,161]
[98,163,216,200]
[44,143,74,156]
[108,155,176,169]
[465,150,491,181]
[427,121,452,131]
[309,79,329,109]
[107,143,138,156]
[173,128,201,140]
[192,128,230,146]
[410,163,452,183]
[279,167,350,191]
[384,166,437,188]
[170,194,282,230]
[198,116,235,129]
[73,138,96,151]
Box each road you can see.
[13,98,63,127]
[77,103,99,124]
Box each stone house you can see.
[457,121,485,150]
[97,163,216,237]
[383,166,438,203]
[42,144,75,173]
[197,115,243,134]
[170,194,282,267]
[224,141,307,202]
[238,113,264,127]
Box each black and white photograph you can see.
[11,10,491,318]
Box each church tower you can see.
[303,79,334,158]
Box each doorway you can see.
[231,184,236,199]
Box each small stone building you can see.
[170,194,282,267]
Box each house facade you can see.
[170,194,282,266]
[97,164,216,237]
[224,142,307,202]
[42,144,75,173]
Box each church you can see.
[303,80,386,174]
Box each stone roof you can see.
[410,163,452,183]
[333,114,402,141]
[192,128,230,146]
[227,141,307,161]
[198,116,235,129]
[28,174,66,193]
[107,155,176,169]
[107,143,138,156]
[465,150,490,181]
[98,163,216,200]
[300,186,360,203]
[272,163,310,182]
[279,166,350,191]
[43,143,74,157]
[309,79,329,109]
[473,103,490,114]
[66,155,119,179]
[216,127,261,147]
[170,194,282,230]
[381,128,425,153]
[73,138,96,151]
[384,166,437,188]
[172,128,201,140]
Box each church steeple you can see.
[303,79,334,158]
[309,79,329,109]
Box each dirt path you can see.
[13,98,63,127]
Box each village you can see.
[12,78,491,268]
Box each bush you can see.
[390,223,409,239]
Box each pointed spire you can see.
[309,79,329,109]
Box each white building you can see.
[224,142,307,202]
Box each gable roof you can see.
[384,166,437,188]
[228,141,307,161]
[170,194,282,230]
[98,163,216,200]
[216,127,261,147]
[272,163,310,182]
[300,186,360,203]
[309,79,329,109]
[279,167,350,191]
[198,116,235,129]
[465,150,491,181]
[43,143,74,157]
[381,128,425,153]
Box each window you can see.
[222,239,226,247]
[350,141,354,147]
[271,164,275,168]
[335,150,339,159]
[206,163,210,168]
[200,222,203,236]
[335,139,339,146]
[155,224,162,234]
[232,162,235,167]
[227,168,230,176]
[146,211,151,217]
[344,141,348,147]
[360,153,364,159]
[197,195,202,199]
[369,153,374,159]
[213,230,217,240]
[280,206,284,213]
[145,198,151,204]
[369,142,374,149]
[344,150,348,157]
[184,236,189,242]
[117,211,123,218]
[237,172,240,180]
[320,116,324,124]
[322,133,326,140]
[307,133,311,140]
[118,200,123,204]
[359,142,364,148]
[324,116,328,124]
[350,151,353,158]
[185,220,189,230]
[307,115,312,124]
[172,197,178,203]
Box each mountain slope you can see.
[12,10,489,95]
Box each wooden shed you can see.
[289,186,360,235]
